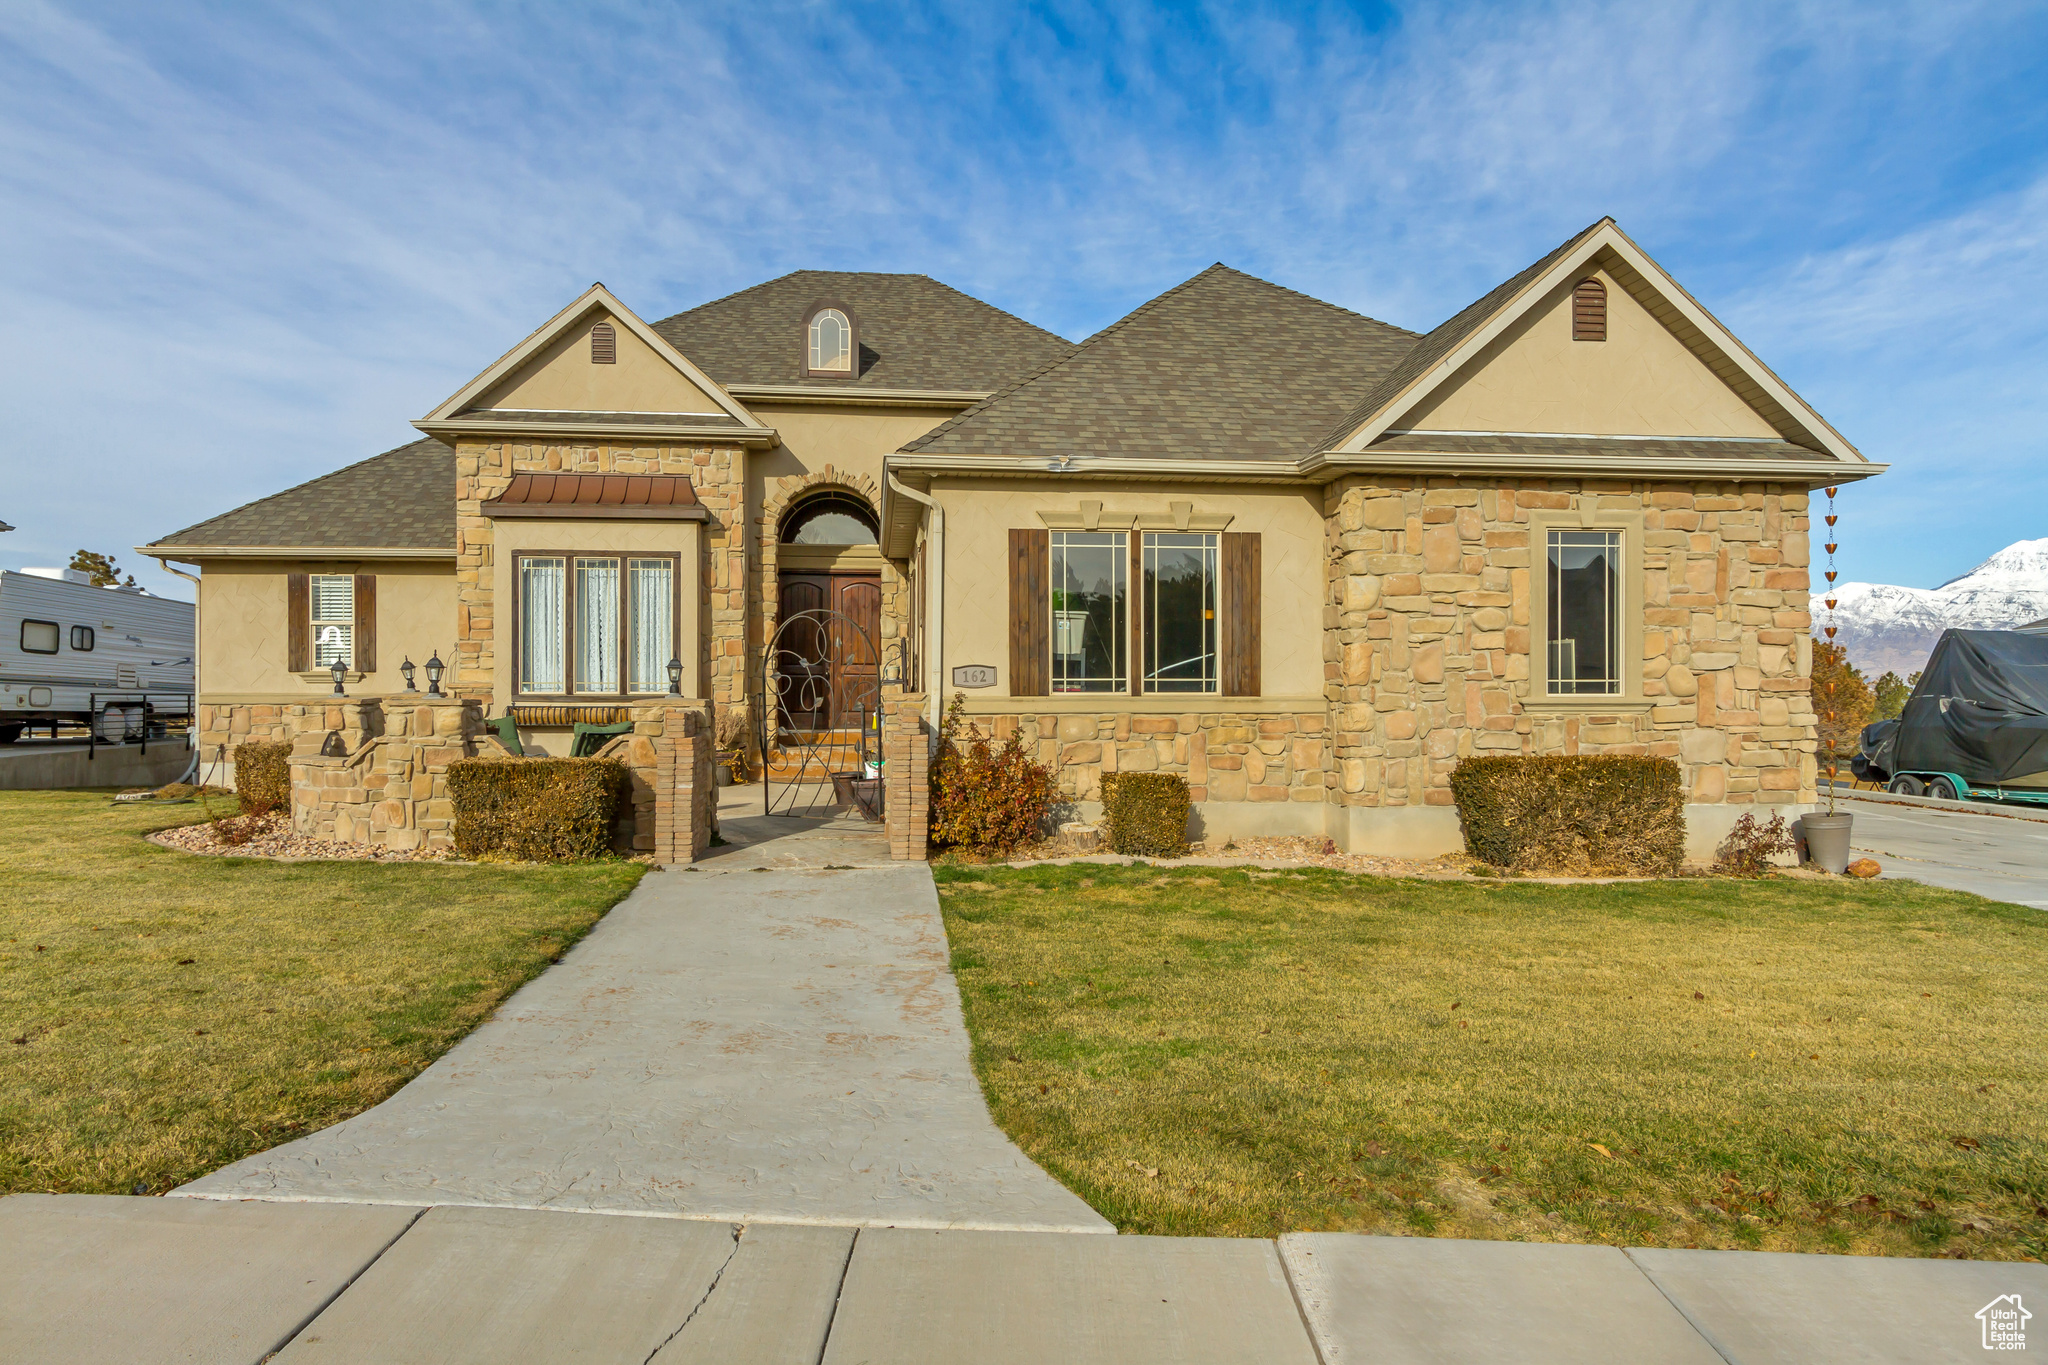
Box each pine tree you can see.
[67,550,136,588]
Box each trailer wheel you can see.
[1927,776,1962,801]
[1888,775,1924,797]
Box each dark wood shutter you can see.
[1221,532,1261,696]
[1572,278,1607,341]
[353,574,377,674]
[287,573,310,672]
[1008,529,1049,697]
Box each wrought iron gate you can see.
[758,606,883,818]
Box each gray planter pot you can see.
[1802,812,1854,874]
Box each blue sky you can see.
[2,1,2043,601]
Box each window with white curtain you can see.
[574,557,619,694]
[518,557,565,694]
[627,559,672,693]
[310,574,354,669]
[517,552,677,696]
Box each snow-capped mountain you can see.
[1817,538,2048,677]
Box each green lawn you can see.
[0,789,642,1196]
[938,864,2047,1260]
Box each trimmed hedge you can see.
[1448,755,1685,875]
[1100,772,1192,858]
[234,740,292,816]
[447,757,626,862]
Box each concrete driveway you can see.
[1829,790,2048,909]
[174,811,1108,1232]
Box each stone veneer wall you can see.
[205,696,713,862]
[598,701,715,863]
[452,437,750,709]
[966,711,1329,808]
[195,703,293,787]
[1320,478,1815,820]
[284,697,482,850]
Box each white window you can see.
[1546,530,1621,695]
[519,557,565,694]
[1142,532,1218,693]
[627,559,674,693]
[808,309,852,374]
[517,552,676,696]
[1050,532,1126,694]
[310,575,354,668]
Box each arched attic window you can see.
[780,491,878,545]
[1571,278,1607,342]
[804,304,857,377]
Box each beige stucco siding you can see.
[933,479,1324,703]
[480,309,729,415]
[1404,268,1782,438]
[487,519,704,712]
[747,402,957,542]
[195,558,455,699]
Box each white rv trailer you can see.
[0,568,195,743]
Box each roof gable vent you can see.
[590,320,617,364]
[1571,278,1606,342]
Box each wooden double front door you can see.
[773,572,880,731]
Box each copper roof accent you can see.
[480,473,709,520]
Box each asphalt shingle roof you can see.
[1364,433,1828,462]
[903,265,1420,462]
[652,271,1075,392]
[149,439,454,551]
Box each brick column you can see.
[640,700,712,865]
[882,687,930,861]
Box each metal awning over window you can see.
[480,474,710,521]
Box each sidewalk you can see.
[4,1194,2040,1363]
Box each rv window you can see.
[21,619,59,655]
[71,625,94,651]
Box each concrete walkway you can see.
[1826,787,2048,908]
[7,1195,2042,1363]
[175,809,1107,1232]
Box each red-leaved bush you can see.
[929,693,1054,855]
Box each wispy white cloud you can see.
[0,0,2043,593]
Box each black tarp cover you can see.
[1881,629,2048,788]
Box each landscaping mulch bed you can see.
[149,817,462,863]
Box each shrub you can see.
[1099,772,1191,858]
[1449,755,1685,875]
[929,694,1054,856]
[211,810,280,846]
[234,740,292,817]
[1714,812,1798,877]
[447,757,626,862]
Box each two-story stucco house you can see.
[142,217,1882,859]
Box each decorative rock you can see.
[1846,858,1881,878]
